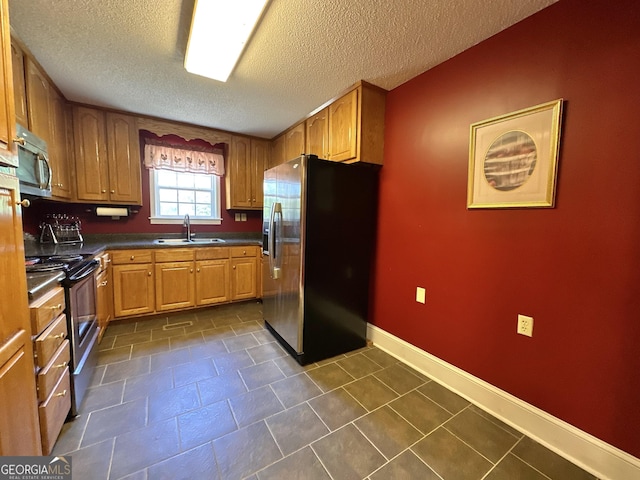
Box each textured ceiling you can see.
[8,0,557,139]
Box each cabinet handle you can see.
[16,199,30,208]
[54,361,68,369]
[243,250,246,255]
[190,268,194,273]
[197,268,200,273]
[110,190,115,194]
[101,189,107,193]
[148,272,152,276]
[55,390,68,397]
[130,255,135,260]
[13,137,26,145]
[233,266,236,270]
[49,303,62,311]
[52,333,66,339]
[100,281,108,287]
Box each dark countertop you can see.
[24,232,262,258]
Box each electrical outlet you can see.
[517,314,534,337]
[234,213,241,221]
[416,287,426,304]
[241,213,247,221]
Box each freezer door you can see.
[265,157,305,353]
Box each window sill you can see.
[149,217,222,225]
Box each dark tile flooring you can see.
[53,301,598,480]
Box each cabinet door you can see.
[227,135,252,209]
[73,106,109,201]
[251,138,269,208]
[106,112,142,204]
[10,41,27,128]
[155,261,195,312]
[328,88,358,162]
[305,108,329,158]
[270,133,285,169]
[0,172,41,455]
[284,123,305,162]
[25,58,51,144]
[50,89,72,199]
[196,259,229,306]
[0,0,15,161]
[231,257,257,300]
[112,263,154,317]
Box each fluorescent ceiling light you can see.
[185,0,269,82]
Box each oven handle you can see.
[67,259,100,283]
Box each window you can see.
[149,169,222,225]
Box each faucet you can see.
[183,214,192,241]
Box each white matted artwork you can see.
[467,99,563,208]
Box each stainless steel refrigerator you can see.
[262,155,379,365]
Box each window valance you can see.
[143,142,225,176]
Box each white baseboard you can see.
[367,324,640,480]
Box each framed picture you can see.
[467,99,563,208]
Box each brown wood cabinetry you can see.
[49,88,72,199]
[270,133,285,169]
[226,136,268,210]
[305,107,329,158]
[284,122,305,162]
[230,246,258,301]
[25,57,51,142]
[155,248,196,312]
[10,41,27,128]
[0,0,15,163]
[0,171,41,456]
[112,250,155,317]
[195,247,230,306]
[73,106,142,204]
[110,245,259,319]
[328,88,358,161]
[28,287,70,455]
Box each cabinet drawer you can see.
[98,251,111,273]
[155,248,194,263]
[111,250,153,264]
[39,368,71,455]
[29,287,65,335]
[37,340,70,403]
[195,247,230,260]
[34,314,68,370]
[230,246,258,258]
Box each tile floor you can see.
[53,301,598,480]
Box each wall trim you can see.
[367,324,640,480]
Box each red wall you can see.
[22,132,262,235]
[373,0,640,457]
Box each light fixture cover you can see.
[185,0,269,82]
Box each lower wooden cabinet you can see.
[110,245,259,318]
[96,252,113,342]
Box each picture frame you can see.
[467,99,563,209]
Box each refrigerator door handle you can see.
[271,202,282,279]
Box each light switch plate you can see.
[416,287,426,304]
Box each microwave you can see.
[16,123,52,198]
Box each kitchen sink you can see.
[153,238,226,245]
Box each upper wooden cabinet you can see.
[305,107,329,158]
[226,135,268,210]
[0,0,16,165]
[73,106,142,205]
[10,41,26,128]
[272,81,386,166]
[49,89,72,199]
[327,83,386,164]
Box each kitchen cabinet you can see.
[49,88,72,199]
[73,106,142,205]
[0,0,15,164]
[195,247,230,306]
[230,246,258,301]
[29,288,71,455]
[112,250,155,317]
[270,132,285,169]
[305,107,329,158]
[226,135,268,210]
[284,122,305,163]
[0,171,42,456]
[10,41,27,128]
[154,249,195,312]
[327,82,386,164]
[96,252,113,342]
